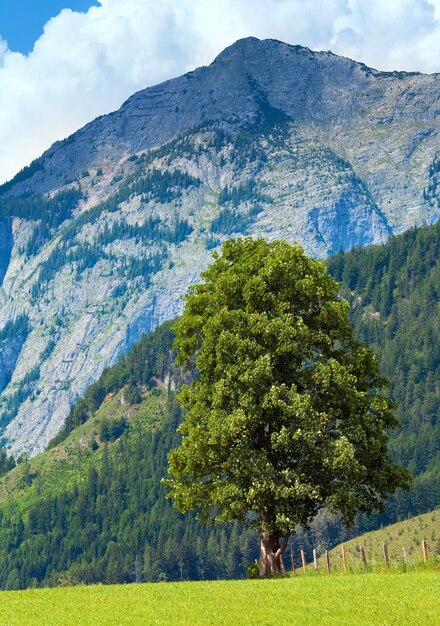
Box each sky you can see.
[1,0,440,184]
[0,1,99,54]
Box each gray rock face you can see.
[0,37,439,456]
[0,219,13,285]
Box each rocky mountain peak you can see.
[0,38,439,455]
[5,36,435,200]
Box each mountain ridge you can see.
[0,36,439,455]
[4,37,439,202]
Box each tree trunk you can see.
[259,529,290,577]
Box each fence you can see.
[289,539,438,574]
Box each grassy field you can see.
[326,509,440,572]
[0,571,439,626]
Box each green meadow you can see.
[0,571,439,626]
[327,509,440,571]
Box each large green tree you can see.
[165,238,409,576]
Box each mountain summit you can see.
[6,36,439,219]
[0,37,439,455]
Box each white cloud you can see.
[331,0,440,71]
[0,0,439,184]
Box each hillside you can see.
[0,322,257,589]
[0,37,440,455]
[328,221,440,522]
[279,223,440,557]
[328,509,440,569]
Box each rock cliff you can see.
[0,37,439,455]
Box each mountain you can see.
[0,37,440,455]
[2,212,440,587]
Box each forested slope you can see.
[2,219,440,588]
[328,222,440,519]
[0,323,257,589]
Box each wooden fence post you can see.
[383,543,389,567]
[313,549,318,570]
[290,547,296,573]
[359,546,367,568]
[325,550,331,574]
[341,545,347,574]
[422,540,428,562]
[301,549,307,573]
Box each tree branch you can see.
[276,533,290,557]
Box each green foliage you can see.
[99,416,128,442]
[0,393,257,589]
[124,383,142,405]
[96,217,192,248]
[166,239,409,540]
[327,220,440,517]
[425,153,440,207]
[128,169,201,203]
[0,448,15,479]
[209,179,269,236]
[217,179,270,208]
[209,204,262,236]
[0,315,259,589]
[59,166,199,246]
[0,160,44,194]
[245,562,260,579]
[30,215,192,298]
[3,214,440,586]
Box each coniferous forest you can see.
[0,323,258,589]
[328,221,440,506]
[1,219,440,588]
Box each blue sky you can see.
[0,1,99,53]
[0,0,440,184]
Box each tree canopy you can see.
[165,238,410,575]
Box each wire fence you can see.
[288,539,439,575]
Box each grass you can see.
[0,571,439,625]
[327,509,440,571]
